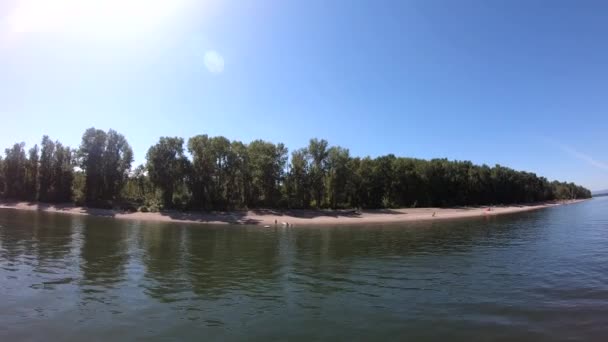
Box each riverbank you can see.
[0,199,587,226]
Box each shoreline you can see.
[0,199,588,226]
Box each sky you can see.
[0,0,607,191]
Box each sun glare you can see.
[6,0,190,38]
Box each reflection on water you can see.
[1,198,608,340]
[140,227,189,303]
[80,220,130,288]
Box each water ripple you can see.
[2,200,608,340]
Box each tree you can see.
[286,148,310,208]
[187,134,216,210]
[3,143,27,199]
[24,145,39,200]
[102,129,133,201]
[356,157,384,208]
[227,140,250,209]
[392,158,424,207]
[52,143,74,202]
[205,136,233,209]
[188,135,279,210]
[247,140,288,207]
[147,137,189,208]
[78,128,132,204]
[325,146,350,208]
[373,154,396,207]
[307,138,329,207]
[122,164,152,204]
[2,132,593,210]
[78,128,107,203]
[38,136,55,202]
[34,136,75,203]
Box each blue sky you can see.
[0,0,607,190]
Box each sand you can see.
[0,199,587,226]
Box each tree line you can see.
[0,129,592,211]
[0,128,133,207]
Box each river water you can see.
[1,198,607,341]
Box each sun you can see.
[6,0,191,38]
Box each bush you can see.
[119,201,137,212]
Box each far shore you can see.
[0,199,588,227]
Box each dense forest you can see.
[0,128,592,212]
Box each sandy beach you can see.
[0,199,587,226]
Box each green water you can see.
[1,198,607,341]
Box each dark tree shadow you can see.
[0,200,120,217]
[1,199,573,226]
[450,206,481,210]
[366,208,406,215]
[251,208,364,219]
[159,210,261,225]
[80,206,118,217]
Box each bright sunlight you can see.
[6,0,191,38]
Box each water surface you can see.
[1,199,607,341]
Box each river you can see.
[1,198,607,341]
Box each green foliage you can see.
[78,128,107,203]
[187,134,214,209]
[307,138,329,208]
[52,142,74,203]
[24,145,39,200]
[247,140,288,208]
[36,136,74,202]
[77,128,133,205]
[102,130,134,201]
[326,146,351,208]
[146,137,189,209]
[38,136,54,201]
[1,131,593,211]
[3,143,27,199]
[1,138,74,202]
[285,148,310,208]
[72,171,86,205]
